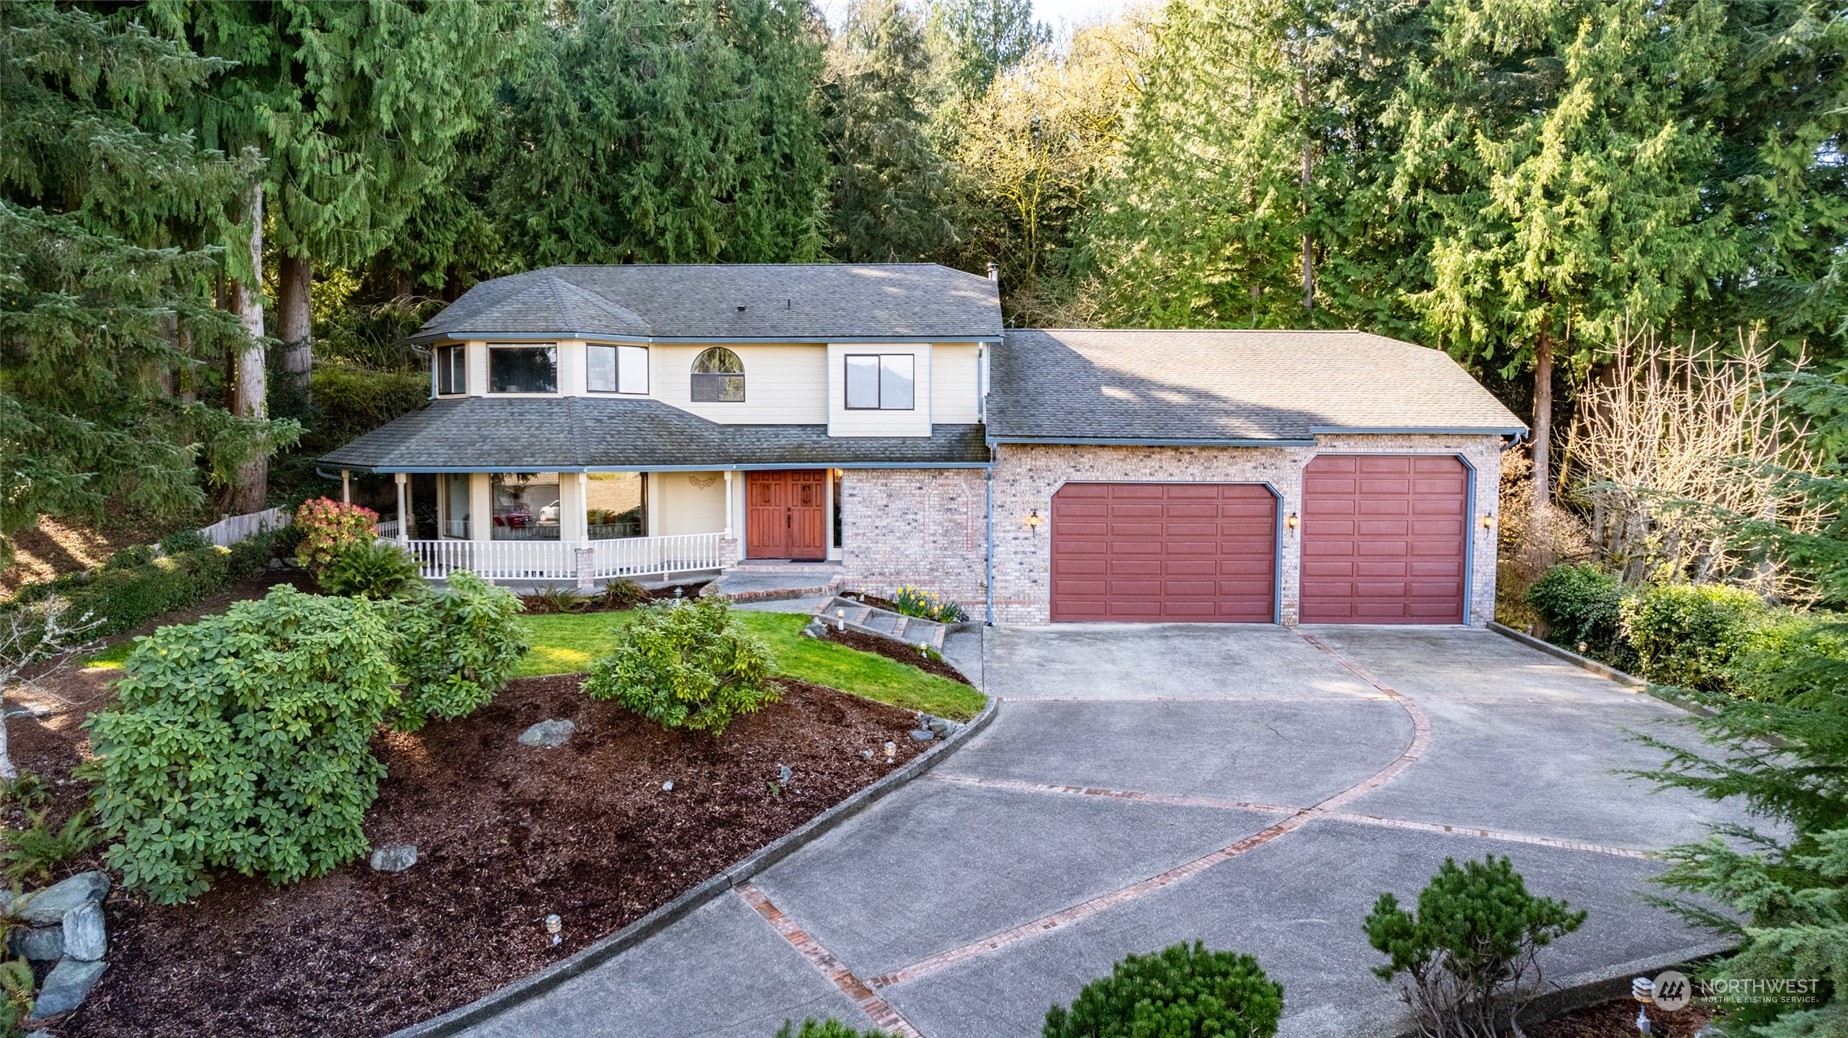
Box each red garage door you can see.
[1050,483,1277,623]
[1300,455,1468,624]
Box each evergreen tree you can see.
[492,0,828,266]
[145,0,527,438]
[0,2,296,566]
[1080,0,1320,328]
[1385,0,1737,512]
[821,0,957,262]
[927,0,1049,102]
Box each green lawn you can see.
[517,609,985,720]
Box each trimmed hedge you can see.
[10,528,290,638]
[1620,583,1767,693]
[1526,563,1629,663]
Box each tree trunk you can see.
[1299,67,1314,315]
[227,185,268,514]
[277,252,313,400]
[1531,327,1555,517]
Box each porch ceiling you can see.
[319,396,989,473]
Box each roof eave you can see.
[409,329,1003,345]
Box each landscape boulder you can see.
[369,844,418,873]
[62,903,106,961]
[10,872,109,926]
[518,719,576,748]
[31,958,106,1018]
[8,926,62,962]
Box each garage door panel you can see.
[1052,482,1276,623]
[1301,455,1467,624]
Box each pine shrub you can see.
[390,571,528,731]
[1620,583,1767,692]
[1042,942,1284,1038]
[583,597,775,734]
[87,587,398,904]
[773,1021,890,1038]
[1364,856,1585,1037]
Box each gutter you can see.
[987,435,1318,448]
[408,331,1004,347]
[324,461,995,476]
[984,461,996,627]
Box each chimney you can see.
[986,261,999,282]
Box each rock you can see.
[10,872,109,925]
[26,1029,54,1038]
[925,716,951,734]
[857,749,875,760]
[267,557,285,570]
[369,843,418,873]
[8,925,62,961]
[661,780,674,792]
[909,729,935,742]
[2,703,50,720]
[777,764,793,784]
[517,719,575,748]
[62,903,105,961]
[31,957,106,1018]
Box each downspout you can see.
[985,455,996,627]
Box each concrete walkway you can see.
[451,624,1742,1038]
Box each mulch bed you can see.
[10,674,928,1038]
[1529,997,1714,1037]
[840,590,900,612]
[815,623,973,687]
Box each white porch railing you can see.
[392,533,723,585]
[376,519,401,540]
[591,533,724,579]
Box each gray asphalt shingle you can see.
[989,329,1526,442]
[414,264,1003,343]
[318,397,989,472]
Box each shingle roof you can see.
[318,397,989,472]
[989,329,1526,443]
[414,264,1004,344]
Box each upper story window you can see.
[588,344,649,394]
[489,345,557,394]
[691,347,745,402]
[844,354,915,410]
[434,345,466,395]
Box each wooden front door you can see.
[745,470,828,560]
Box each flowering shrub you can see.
[890,586,968,624]
[294,497,378,581]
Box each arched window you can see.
[691,347,745,402]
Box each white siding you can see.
[465,341,488,396]
[650,472,728,535]
[931,342,982,424]
[651,343,827,424]
[827,342,932,437]
[557,340,586,396]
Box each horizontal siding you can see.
[827,342,933,437]
[652,343,828,424]
[650,471,728,535]
[931,342,982,423]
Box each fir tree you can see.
[0,2,298,565]
[926,0,1049,102]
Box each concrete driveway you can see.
[452,625,1741,1038]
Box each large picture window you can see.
[588,344,649,395]
[489,345,558,394]
[691,347,745,402]
[490,473,561,540]
[435,345,466,395]
[586,472,646,539]
[845,354,915,410]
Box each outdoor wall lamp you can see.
[1482,514,1496,529]
[1026,509,1042,530]
[1285,512,1299,529]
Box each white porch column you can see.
[341,469,351,505]
[723,469,734,539]
[393,472,409,543]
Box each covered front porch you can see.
[347,467,845,586]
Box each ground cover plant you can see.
[519,610,985,719]
[1365,856,1586,1038]
[1043,941,1284,1038]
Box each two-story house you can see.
[322,263,1525,626]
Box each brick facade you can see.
[840,468,988,608]
[832,435,1505,627]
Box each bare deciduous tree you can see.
[0,599,98,781]
[1567,328,1826,600]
